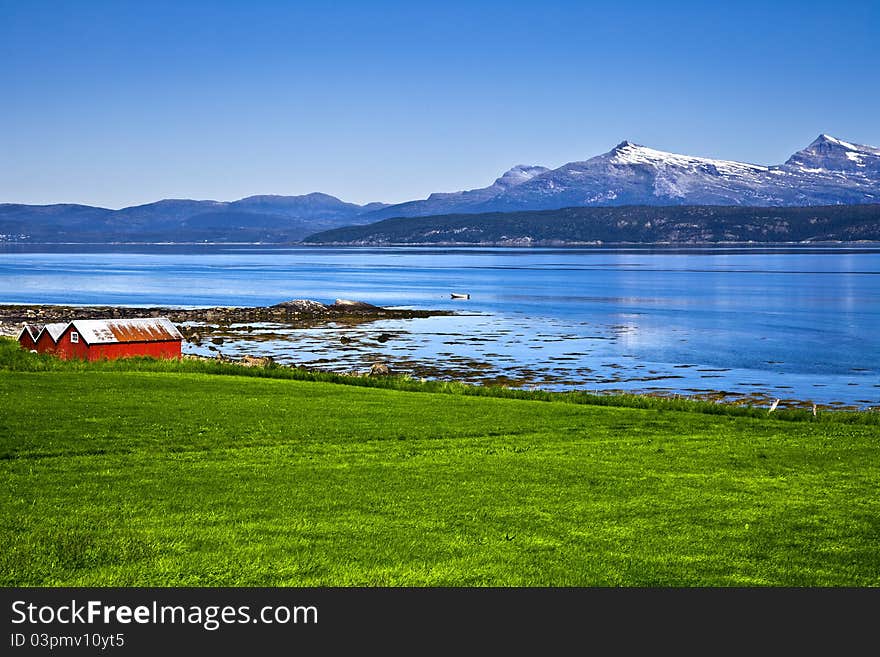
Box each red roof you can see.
[67,318,183,344]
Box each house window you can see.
[70,332,79,344]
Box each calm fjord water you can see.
[1,245,878,408]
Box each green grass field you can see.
[1,340,878,586]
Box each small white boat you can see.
[450,293,470,300]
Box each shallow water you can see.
[2,244,878,408]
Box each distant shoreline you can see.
[2,240,880,248]
[299,240,880,248]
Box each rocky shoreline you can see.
[1,300,873,413]
[0,299,453,338]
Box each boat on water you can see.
[450,293,470,300]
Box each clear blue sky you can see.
[1,0,878,208]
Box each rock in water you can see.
[369,361,392,376]
[331,299,382,311]
[272,299,328,312]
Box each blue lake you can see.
[1,244,878,408]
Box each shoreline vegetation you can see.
[0,338,876,425]
[2,337,879,586]
[302,204,880,246]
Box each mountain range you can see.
[0,193,389,243]
[364,134,880,219]
[1,134,878,243]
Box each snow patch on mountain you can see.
[607,141,769,175]
[493,164,551,187]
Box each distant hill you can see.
[0,193,388,243]
[302,204,880,245]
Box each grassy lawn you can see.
[1,351,879,586]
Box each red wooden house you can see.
[20,318,183,361]
[17,322,67,353]
[17,324,40,351]
[17,325,38,350]
[35,323,69,356]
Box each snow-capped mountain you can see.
[775,134,880,205]
[785,134,880,174]
[365,135,880,219]
[365,164,550,219]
